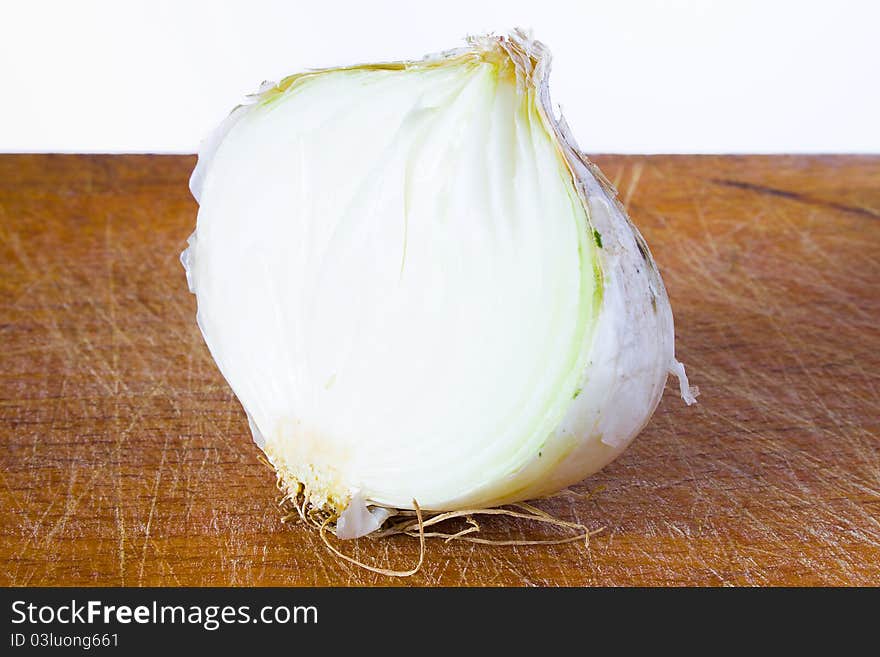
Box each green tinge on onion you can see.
[183,30,697,540]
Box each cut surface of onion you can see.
[183,30,696,540]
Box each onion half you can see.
[183,30,696,539]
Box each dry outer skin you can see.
[0,154,878,586]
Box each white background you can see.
[1,0,877,153]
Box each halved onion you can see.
[183,30,696,539]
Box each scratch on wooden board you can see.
[40,465,103,548]
[138,433,170,585]
[0,468,33,530]
[623,161,644,208]
[611,164,624,191]
[149,538,182,586]
[456,543,478,584]
[708,177,880,220]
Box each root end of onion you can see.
[265,454,603,577]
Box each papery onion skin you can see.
[183,30,696,538]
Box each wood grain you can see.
[1,154,878,586]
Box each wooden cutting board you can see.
[1,154,878,586]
